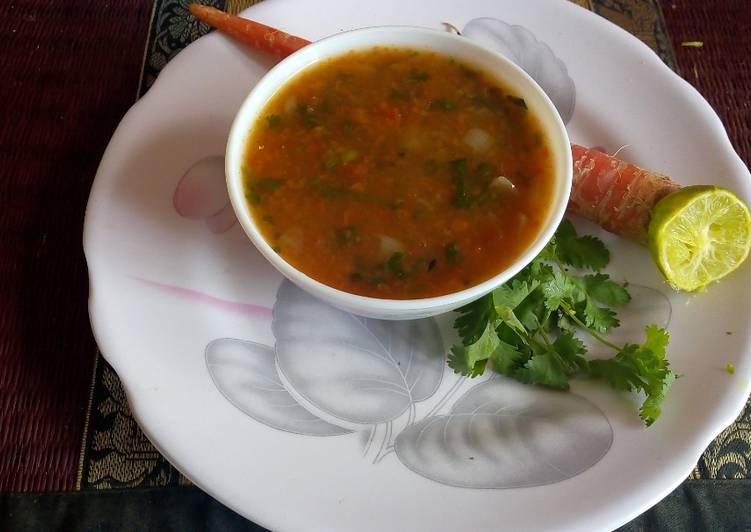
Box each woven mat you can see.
[661,0,751,168]
[1,0,749,500]
[0,0,153,492]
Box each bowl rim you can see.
[225,25,572,315]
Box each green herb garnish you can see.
[266,114,282,129]
[459,64,478,78]
[476,161,493,179]
[253,178,282,193]
[507,95,528,109]
[408,69,431,82]
[320,184,348,199]
[448,219,675,426]
[335,225,360,246]
[341,149,360,164]
[387,251,406,278]
[246,190,261,205]
[445,242,461,264]
[449,158,471,208]
[336,71,354,83]
[389,89,408,101]
[430,98,456,111]
[300,106,322,128]
[323,152,340,170]
[247,178,282,204]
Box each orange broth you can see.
[243,47,555,299]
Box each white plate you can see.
[84,0,751,530]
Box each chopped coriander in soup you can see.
[243,47,555,298]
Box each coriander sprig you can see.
[448,219,675,426]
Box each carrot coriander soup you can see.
[242,47,555,299]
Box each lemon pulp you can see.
[648,185,751,291]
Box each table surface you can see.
[1,0,750,529]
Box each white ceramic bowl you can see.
[226,26,572,319]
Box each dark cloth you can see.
[3,481,751,531]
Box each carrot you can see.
[569,144,681,241]
[188,4,310,57]
[187,7,683,242]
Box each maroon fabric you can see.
[660,0,751,166]
[0,0,152,491]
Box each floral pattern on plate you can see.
[198,279,669,487]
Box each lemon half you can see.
[648,185,751,291]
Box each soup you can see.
[243,47,555,299]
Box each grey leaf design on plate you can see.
[273,281,444,426]
[463,18,576,124]
[394,378,612,488]
[206,338,350,436]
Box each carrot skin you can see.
[188,4,310,57]
[569,144,681,241]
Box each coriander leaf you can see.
[541,270,578,311]
[490,340,527,375]
[553,218,576,245]
[537,236,558,262]
[514,287,548,332]
[476,161,493,178]
[492,280,537,338]
[588,351,640,392]
[447,345,487,377]
[640,371,675,427]
[493,279,537,310]
[636,327,671,389]
[495,308,526,339]
[445,242,461,264]
[581,273,631,306]
[266,114,283,129]
[335,225,360,246]
[430,98,456,111]
[300,109,322,128]
[454,293,496,346]
[389,89,407,102]
[387,252,405,278]
[516,350,569,390]
[514,257,554,286]
[447,322,499,377]
[556,312,576,333]
[409,68,430,81]
[581,297,619,333]
[643,323,670,356]
[553,332,588,374]
[507,95,528,109]
[496,321,526,347]
[449,158,471,208]
[588,325,674,426]
[448,221,674,427]
[449,158,468,176]
[555,219,609,270]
